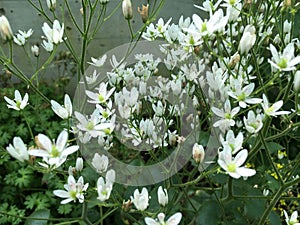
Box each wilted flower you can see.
[218,147,256,179]
[157,186,168,207]
[6,137,29,162]
[131,188,149,211]
[4,90,29,111]
[42,19,64,44]
[29,130,79,169]
[0,15,13,41]
[238,25,256,55]
[53,175,89,204]
[145,212,182,225]
[51,94,73,119]
[31,45,39,57]
[192,143,205,163]
[122,0,133,20]
[138,4,149,23]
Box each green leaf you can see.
[266,142,284,154]
[25,209,50,225]
[196,200,221,225]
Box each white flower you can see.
[53,175,89,204]
[0,15,13,41]
[145,212,182,225]
[243,110,263,134]
[96,169,115,201]
[212,100,240,133]
[86,70,100,84]
[92,153,109,173]
[218,147,256,179]
[220,130,243,154]
[122,0,133,20]
[51,94,73,119]
[42,20,64,44]
[293,71,300,92]
[238,25,256,55]
[261,94,290,117]
[18,29,33,38]
[29,130,79,169]
[100,0,109,4]
[192,143,205,163]
[86,82,115,104]
[46,0,56,11]
[13,34,26,46]
[268,43,300,71]
[131,188,149,211]
[4,90,29,111]
[284,210,300,225]
[88,55,107,67]
[41,40,54,52]
[75,157,83,172]
[31,45,39,57]
[157,186,168,207]
[6,137,29,162]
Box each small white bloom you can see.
[157,186,168,207]
[192,143,205,163]
[42,19,64,44]
[122,0,133,20]
[18,29,33,38]
[53,175,89,204]
[51,94,73,119]
[283,210,300,225]
[218,147,256,179]
[86,82,115,104]
[92,153,109,173]
[29,130,79,169]
[31,45,39,57]
[13,33,26,46]
[293,71,300,92]
[268,43,300,71]
[96,169,115,201]
[88,55,107,67]
[145,212,182,225]
[220,130,243,154]
[131,188,149,211]
[46,0,56,11]
[86,70,100,84]
[261,94,290,117]
[238,25,256,55]
[263,189,269,196]
[100,0,109,4]
[243,110,263,134]
[75,157,83,172]
[4,90,29,111]
[6,137,29,162]
[41,40,54,52]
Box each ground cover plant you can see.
[0,0,299,224]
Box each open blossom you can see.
[53,175,89,204]
[131,188,149,211]
[284,210,300,225]
[42,40,54,52]
[220,130,243,154]
[88,55,107,67]
[0,15,13,41]
[211,100,240,133]
[145,212,182,225]
[157,186,168,207]
[4,90,29,111]
[218,147,256,179]
[14,29,33,45]
[238,25,256,55]
[261,94,290,117]
[268,43,300,71]
[29,130,79,169]
[42,20,64,44]
[51,94,73,119]
[6,137,29,162]
[86,82,115,104]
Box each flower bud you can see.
[46,0,56,11]
[76,157,83,172]
[238,25,256,55]
[31,45,39,57]
[138,4,149,23]
[294,71,300,92]
[157,186,168,207]
[122,0,133,20]
[192,143,205,163]
[0,15,13,41]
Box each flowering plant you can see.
[0,0,300,224]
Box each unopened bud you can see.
[0,15,13,41]
[293,71,300,92]
[46,0,56,11]
[138,4,149,23]
[31,45,39,57]
[192,143,205,163]
[76,157,83,172]
[122,0,133,20]
[80,8,84,15]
